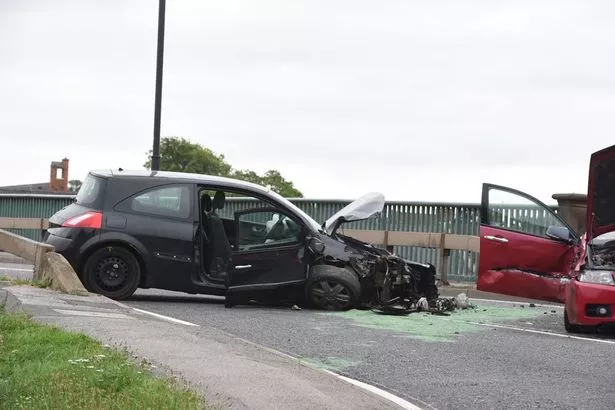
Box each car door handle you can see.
[483,235,509,243]
[234,265,252,270]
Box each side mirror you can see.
[308,237,325,253]
[546,226,572,243]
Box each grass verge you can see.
[0,309,207,409]
[0,276,50,288]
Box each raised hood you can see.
[323,192,385,235]
[587,144,615,240]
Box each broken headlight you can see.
[578,270,615,285]
[349,256,376,278]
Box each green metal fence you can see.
[0,194,559,282]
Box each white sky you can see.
[1,0,614,204]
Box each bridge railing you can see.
[0,194,558,282]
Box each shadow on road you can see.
[128,293,225,305]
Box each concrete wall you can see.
[552,193,587,235]
[0,228,87,294]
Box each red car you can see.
[478,144,615,333]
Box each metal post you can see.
[151,0,166,171]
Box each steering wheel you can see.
[264,214,287,241]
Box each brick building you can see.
[0,158,74,195]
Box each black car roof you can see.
[90,169,272,194]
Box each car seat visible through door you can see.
[203,191,232,278]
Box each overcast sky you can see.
[1,0,614,203]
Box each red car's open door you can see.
[477,184,581,303]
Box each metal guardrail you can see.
[0,194,559,282]
[0,217,478,284]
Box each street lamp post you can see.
[151,0,166,171]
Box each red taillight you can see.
[62,212,103,229]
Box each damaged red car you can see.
[478,144,615,333]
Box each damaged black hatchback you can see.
[45,170,447,313]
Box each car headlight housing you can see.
[578,270,615,285]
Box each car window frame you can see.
[233,206,305,252]
[114,182,194,221]
[480,183,579,242]
[196,183,314,235]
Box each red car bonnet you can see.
[586,144,615,241]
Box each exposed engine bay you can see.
[334,234,460,315]
[589,240,615,267]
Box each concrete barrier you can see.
[0,228,88,295]
[0,228,53,278]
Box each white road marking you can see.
[456,319,615,345]
[53,309,134,320]
[0,267,33,272]
[472,297,564,309]
[132,308,200,327]
[207,324,432,409]
[323,370,425,410]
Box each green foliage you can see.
[144,136,232,176]
[68,180,82,193]
[145,136,303,197]
[230,169,303,198]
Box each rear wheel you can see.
[305,265,361,311]
[82,246,141,300]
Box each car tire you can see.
[305,265,361,311]
[564,309,593,334]
[82,246,141,300]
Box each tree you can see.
[231,169,303,197]
[144,137,232,176]
[68,180,82,193]
[144,137,303,197]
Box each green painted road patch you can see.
[321,305,548,342]
[298,357,362,372]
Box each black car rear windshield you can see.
[75,174,106,209]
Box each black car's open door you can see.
[225,207,309,306]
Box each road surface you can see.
[124,288,615,410]
[2,256,614,409]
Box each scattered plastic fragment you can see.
[417,297,429,311]
[454,293,470,309]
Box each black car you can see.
[45,169,444,312]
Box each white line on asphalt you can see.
[0,267,33,272]
[472,297,564,309]
[323,370,424,410]
[459,320,615,345]
[132,308,200,327]
[216,327,433,409]
[53,309,134,320]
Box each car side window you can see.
[128,185,191,219]
[237,210,301,251]
[487,187,565,238]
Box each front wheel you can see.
[82,246,141,300]
[305,265,361,311]
[564,309,594,334]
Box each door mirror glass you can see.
[308,237,325,253]
[236,210,301,251]
[545,226,572,243]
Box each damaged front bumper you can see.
[351,253,468,315]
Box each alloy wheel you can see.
[310,280,352,310]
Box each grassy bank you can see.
[0,310,207,409]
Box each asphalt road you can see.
[2,255,614,409]
[125,289,615,410]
